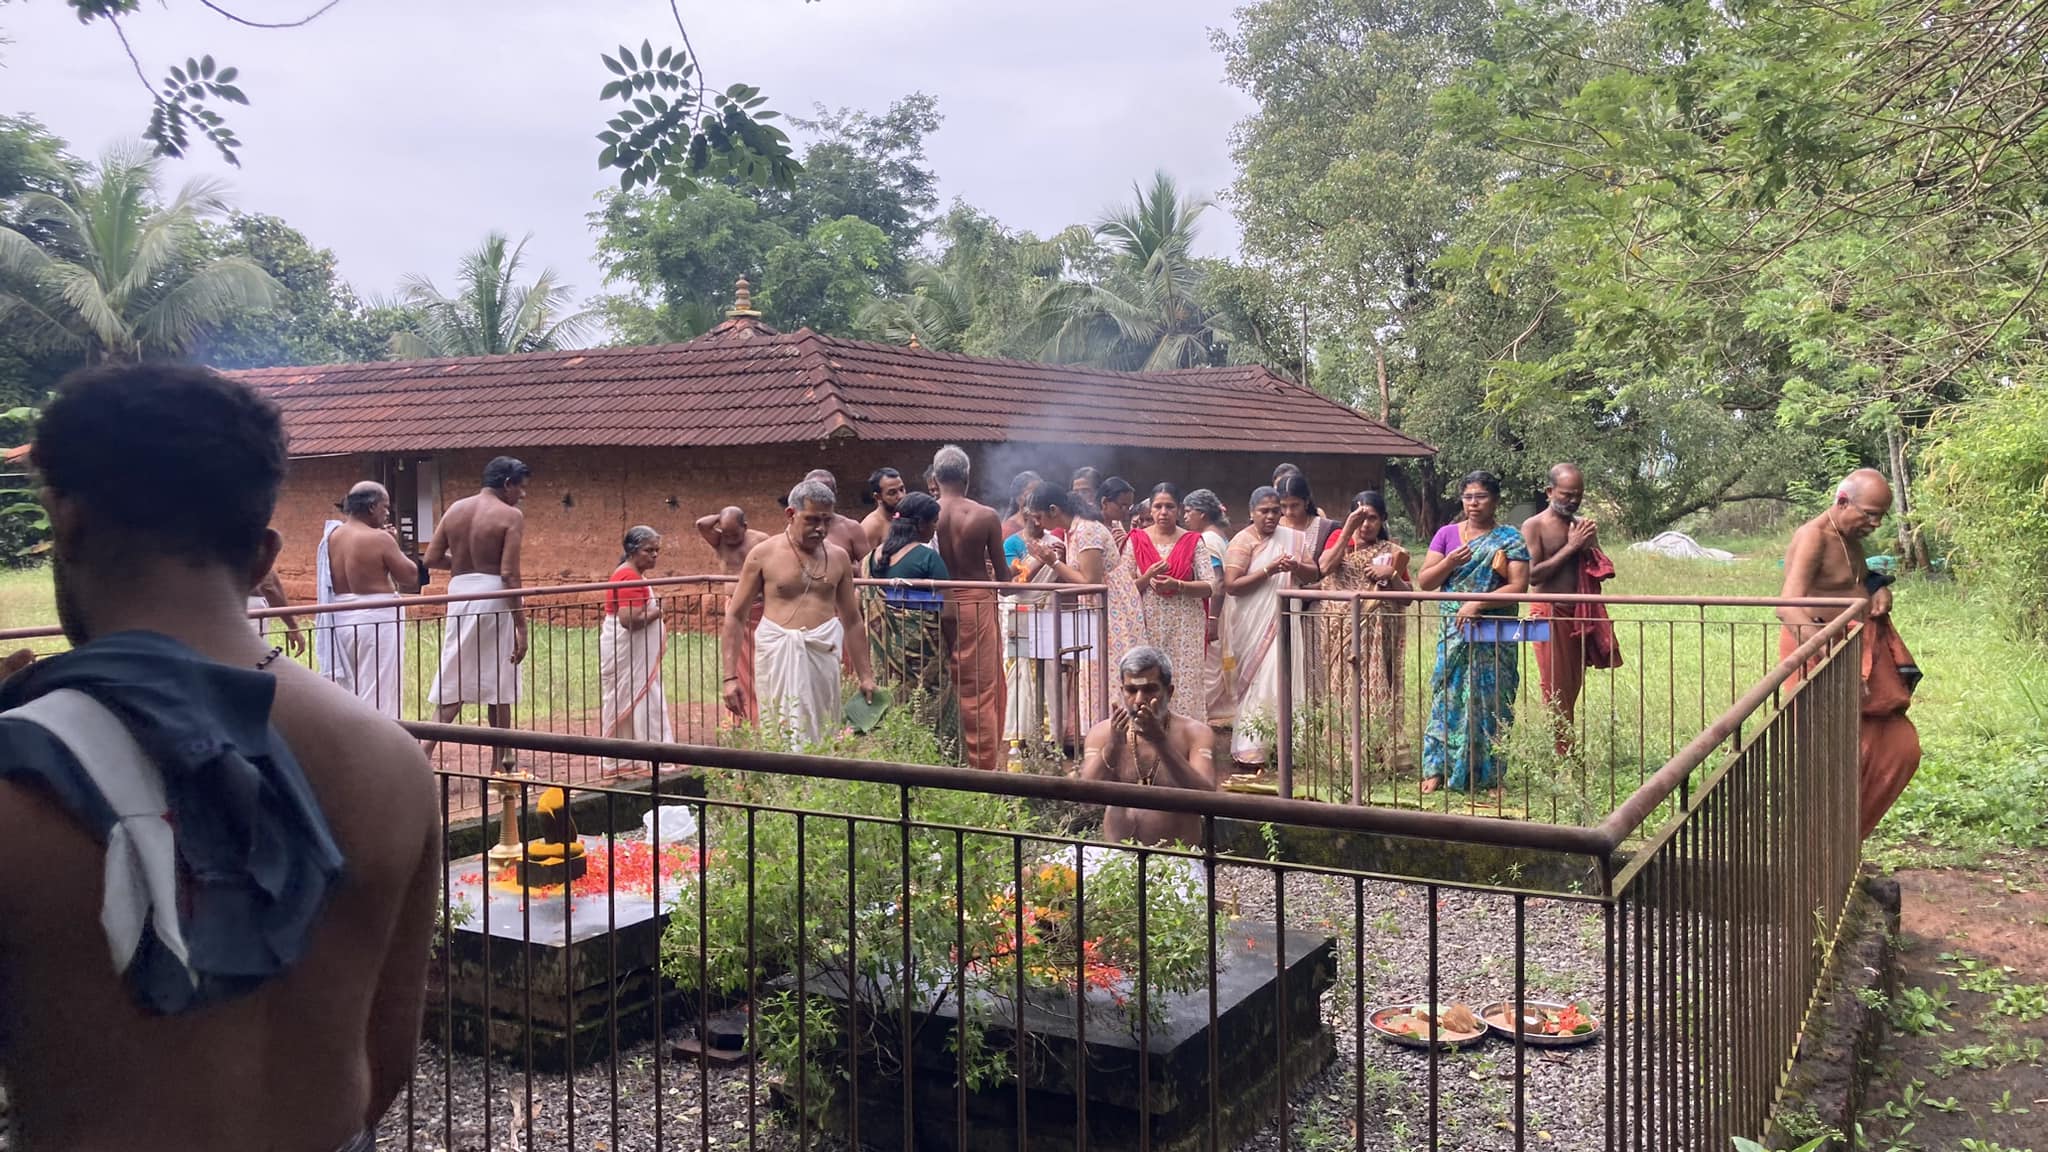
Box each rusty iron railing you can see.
[1265,588,1863,827]
[0,576,1112,818]
[379,600,1866,1152]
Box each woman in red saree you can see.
[1124,483,1218,721]
[600,526,675,765]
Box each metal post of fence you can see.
[1051,588,1065,753]
[1277,590,1294,800]
[1096,593,1110,728]
[1349,595,1363,806]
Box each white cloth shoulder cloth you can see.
[1,688,196,986]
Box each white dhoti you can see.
[328,594,404,719]
[600,609,675,767]
[247,595,269,641]
[1002,597,1049,745]
[755,615,843,749]
[429,572,522,706]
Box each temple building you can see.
[233,280,1432,591]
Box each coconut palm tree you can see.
[858,262,978,352]
[1025,172,1223,371]
[393,232,595,358]
[0,143,278,362]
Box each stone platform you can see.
[787,921,1337,1152]
[431,838,685,1069]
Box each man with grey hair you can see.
[932,444,1009,770]
[723,479,875,746]
[1080,646,1218,846]
[324,481,425,718]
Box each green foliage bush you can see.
[1919,385,2048,637]
[659,761,1216,1103]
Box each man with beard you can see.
[0,363,434,1152]
[861,468,908,551]
[1079,647,1216,847]
[1778,468,1922,839]
[722,480,875,746]
[324,481,426,718]
[1520,463,1620,750]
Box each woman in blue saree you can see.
[1416,471,1531,794]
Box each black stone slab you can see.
[784,921,1338,1152]
[434,843,682,1069]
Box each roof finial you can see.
[727,276,761,319]
[907,332,922,349]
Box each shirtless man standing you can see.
[933,445,1009,771]
[802,469,873,561]
[1779,468,1921,838]
[248,564,307,657]
[1520,463,1619,748]
[0,362,434,1152]
[861,467,908,551]
[698,506,770,723]
[1079,647,1217,846]
[423,457,529,764]
[697,505,770,574]
[325,481,426,718]
[721,480,875,745]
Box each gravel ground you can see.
[1214,864,1610,1152]
[378,866,1610,1152]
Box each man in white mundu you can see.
[1224,485,1316,776]
[423,457,530,765]
[722,479,876,748]
[323,481,424,719]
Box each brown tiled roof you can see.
[227,320,1434,458]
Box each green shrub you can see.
[1919,384,2048,636]
[659,768,1216,1101]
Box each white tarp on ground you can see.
[1628,531,1735,562]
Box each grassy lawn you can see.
[0,566,60,651]
[0,567,726,727]
[1614,535,2048,867]
[2,549,2040,859]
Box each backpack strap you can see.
[3,689,195,984]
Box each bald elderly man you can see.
[324,481,425,718]
[697,506,769,723]
[1778,467,1922,839]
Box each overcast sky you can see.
[4,0,1255,308]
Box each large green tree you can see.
[0,115,84,406]
[393,231,594,358]
[758,215,893,335]
[1218,0,1830,535]
[1434,0,2048,542]
[858,203,1076,356]
[592,95,940,341]
[193,212,416,368]
[0,142,277,364]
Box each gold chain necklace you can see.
[787,530,826,588]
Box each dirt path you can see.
[1859,859,2048,1152]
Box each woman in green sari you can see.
[1416,471,1531,795]
[864,492,959,753]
